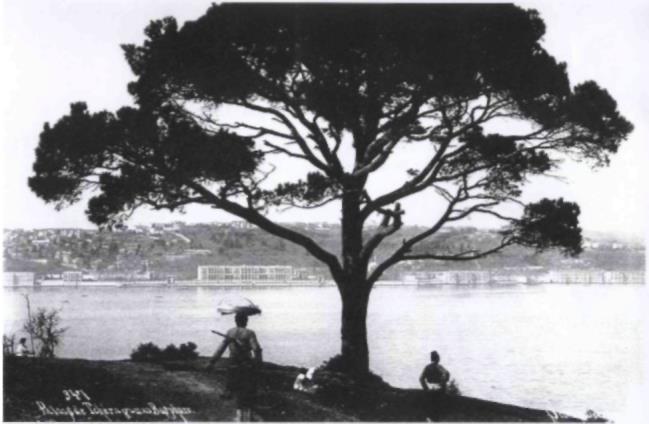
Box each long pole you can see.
[211,329,243,347]
[23,294,36,354]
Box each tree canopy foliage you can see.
[29,4,632,372]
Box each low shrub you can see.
[23,308,67,358]
[130,342,162,362]
[130,341,198,362]
[585,409,608,422]
[446,378,461,396]
[178,342,199,359]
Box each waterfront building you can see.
[62,271,83,282]
[538,270,644,284]
[568,270,598,283]
[542,270,596,284]
[414,270,491,285]
[3,272,35,287]
[96,271,151,281]
[624,271,645,284]
[197,265,293,283]
[291,267,327,281]
[603,271,625,284]
[421,271,456,284]
[452,270,491,285]
[491,274,529,284]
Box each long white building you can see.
[197,265,293,283]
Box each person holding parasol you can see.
[206,296,263,422]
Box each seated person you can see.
[16,338,34,357]
[420,350,450,392]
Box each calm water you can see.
[3,284,646,420]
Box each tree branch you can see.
[219,121,295,141]
[362,136,454,218]
[140,197,206,211]
[262,140,310,161]
[236,100,333,175]
[402,239,513,261]
[352,137,400,176]
[275,196,340,211]
[367,186,463,285]
[186,180,343,278]
[366,167,521,284]
[360,203,404,264]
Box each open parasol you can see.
[216,295,262,316]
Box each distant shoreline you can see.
[3,279,644,289]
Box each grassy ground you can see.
[3,356,585,422]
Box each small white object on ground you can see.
[293,367,319,394]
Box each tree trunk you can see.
[339,283,371,375]
[337,180,371,374]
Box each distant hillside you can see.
[3,223,645,279]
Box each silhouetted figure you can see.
[16,338,34,357]
[420,350,450,392]
[379,202,405,228]
[393,202,404,227]
[207,313,262,422]
[380,211,392,227]
[420,350,451,421]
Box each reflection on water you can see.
[3,284,645,419]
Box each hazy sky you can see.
[1,0,647,238]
